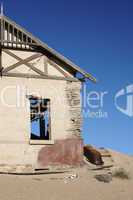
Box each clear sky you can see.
[3,0,133,154]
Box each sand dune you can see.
[0,149,133,200]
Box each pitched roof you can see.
[0,14,96,82]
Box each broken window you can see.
[29,96,51,141]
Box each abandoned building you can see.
[0,11,96,172]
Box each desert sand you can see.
[0,150,133,200]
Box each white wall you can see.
[0,77,81,165]
[0,49,81,166]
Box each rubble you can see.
[64,173,79,184]
[95,173,112,183]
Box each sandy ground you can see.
[0,151,133,200]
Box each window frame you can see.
[27,95,54,145]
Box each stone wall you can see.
[65,81,82,138]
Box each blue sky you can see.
[3,0,133,154]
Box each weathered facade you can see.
[0,13,96,172]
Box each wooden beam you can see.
[44,56,48,75]
[0,47,4,77]
[12,26,15,42]
[48,60,69,78]
[2,49,79,81]
[3,72,80,82]
[26,35,28,45]
[2,46,37,52]
[16,29,19,44]
[26,59,46,76]
[0,47,2,70]
[1,18,3,45]
[7,23,10,42]
[3,51,41,72]
[3,15,96,82]
[2,40,38,46]
[3,49,47,76]
[3,20,5,41]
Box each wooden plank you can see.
[26,35,28,45]
[48,60,69,77]
[2,46,37,52]
[101,154,112,157]
[3,20,5,41]
[3,49,46,76]
[7,23,10,42]
[3,72,79,82]
[3,15,96,82]
[12,26,15,42]
[2,40,38,46]
[26,59,47,76]
[0,47,2,71]
[1,17,3,45]
[44,56,48,75]
[11,25,13,48]
[3,52,41,72]
[16,29,19,44]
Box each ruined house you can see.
[0,12,96,172]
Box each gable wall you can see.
[2,49,74,78]
[0,17,84,169]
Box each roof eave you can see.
[0,14,97,83]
